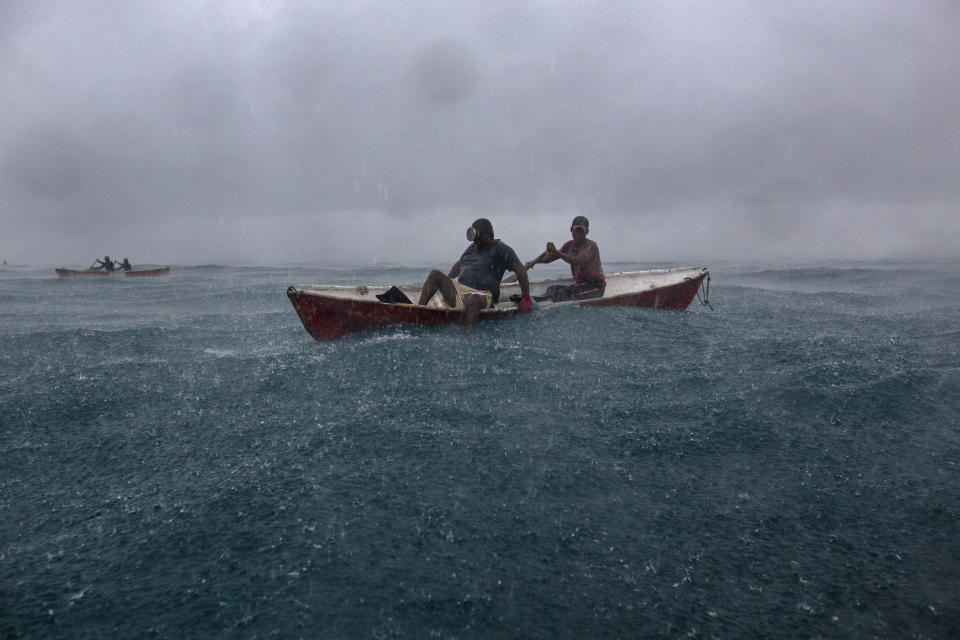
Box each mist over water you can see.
[3,2,960,264]
[2,261,958,637]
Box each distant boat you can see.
[55,267,171,278]
[288,267,710,341]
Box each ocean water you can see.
[1,261,958,638]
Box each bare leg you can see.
[418,269,459,307]
[462,293,487,335]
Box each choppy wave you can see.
[1,262,958,638]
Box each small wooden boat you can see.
[55,267,171,278]
[288,267,710,341]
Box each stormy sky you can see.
[1,0,958,266]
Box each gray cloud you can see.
[410,40,479,105]
[1,0,958,265]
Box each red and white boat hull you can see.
[288,267,709,341]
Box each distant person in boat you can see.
[118,258,132,271]
[516,215,605,302]
[91,256,116,271]
[417,218,532,333]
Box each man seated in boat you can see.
[417,218,533,332]
[118,258,132,271]
[518,215,605,302]
[91,255,116,271]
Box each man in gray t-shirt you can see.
[417,218,532,333]
[458,236,520,303]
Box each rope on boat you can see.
[696,274,713,310]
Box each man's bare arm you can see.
[555,243,593,266]
[512,259,530,299]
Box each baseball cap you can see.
[571,216,589,231]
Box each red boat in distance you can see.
[55,267,171,278]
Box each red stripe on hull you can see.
[287,290,514,341]
[579,272,706,311]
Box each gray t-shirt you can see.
[458,239,520,303]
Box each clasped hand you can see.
[523,243,559,272]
